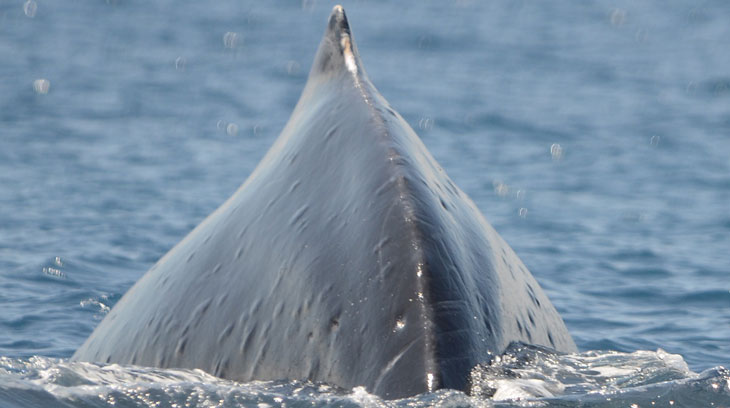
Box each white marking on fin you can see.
[341,36,357,74]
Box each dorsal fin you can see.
[308,5,366,79]
[72,6,576,399]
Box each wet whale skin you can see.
[73,6,576,399]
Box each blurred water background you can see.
[1,0,729,406]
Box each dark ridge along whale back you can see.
[73,6,576,399]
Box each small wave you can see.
[679,290,730,305]
[470,343,730,406]
[1,347,728,407]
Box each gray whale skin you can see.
[73,6,576,399]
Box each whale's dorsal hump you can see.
[309,5,366,80]
[72,6,577,399]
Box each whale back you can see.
[73,6,575,399]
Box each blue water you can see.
[1,0,729,406]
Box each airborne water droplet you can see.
[33,79,50,94]
[226,123,239,136]
[418,117,434,131]
[286,60,301,76]
[175,56,186,71]
[610,8,626,26]
[23,0,37,18]
[493,181,509,197]
[515,189,526,201]
[223,32,239,49]
[301,0,315,11]
[550,143,563,161]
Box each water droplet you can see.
[493,181,509,197]
[418,117,434,131]
[43,267,64,278]
[223,32,239,49]
[515,189,526,201]
[610,9,626,26]
[301,0,316,11]
[394,319,405,331]
[650,135,660,147]
[23,0,37,18]
[33,78,50,94]
[286,60,301,76]
[226,123,239,136]
[216,120,226,130]
[175,56,186,71]
[550,143,563,160]
[518,208,528,218]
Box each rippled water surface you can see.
[1,0,729,406]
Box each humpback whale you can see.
[73,6,576,399]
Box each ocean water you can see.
[1,0,729,406]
